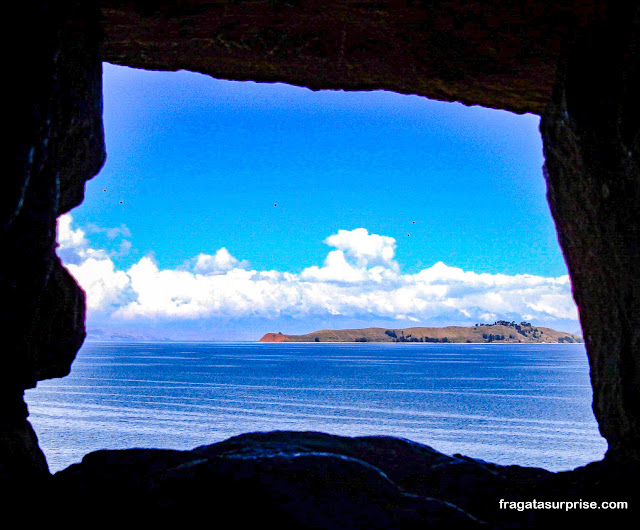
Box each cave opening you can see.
[24,63,607,474]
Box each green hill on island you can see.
[260,321,583,344]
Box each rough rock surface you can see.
[540,4,640,464]
[2,0,640,526]
[99,0,611,115]
[46,431,635,528]
[2,1,103,483]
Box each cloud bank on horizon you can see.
[57,214,579,339]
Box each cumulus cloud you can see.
[56,214,130,311]
[300,250,369,283]
[57,214,87,250]
[324,228,397,268]
[300,228,401,284]
[57,213,132,262]
[193,248,249,274]
[66,256,131,311]
[56,219,578,328]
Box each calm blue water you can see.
[25,342,607,473]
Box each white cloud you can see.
[57,213,132,262]
[56,217,579,329]
[57,213,88,255]
[324,228,397,269]
[193,248,248,274]
[105,225,132,239]
[66,256,130,311]
[57,214,130,311]
[301,228,402,284]
[84,222,132,240]
[117,239,133,257]
[300,250,368,283]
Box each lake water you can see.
[25,341,607,474]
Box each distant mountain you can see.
[86,329,174,342]
[260,321,584,344]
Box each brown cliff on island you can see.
[260,321,583,344]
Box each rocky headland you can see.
[261,322,584,344]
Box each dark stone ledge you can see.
[39,431,636,528]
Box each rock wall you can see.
[540,4,640,464]
[2,0,639,514]
[1,1,104,483]
[100,0,610,115]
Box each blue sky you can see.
[56,63,579,340]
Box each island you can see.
[260,321,583,344]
